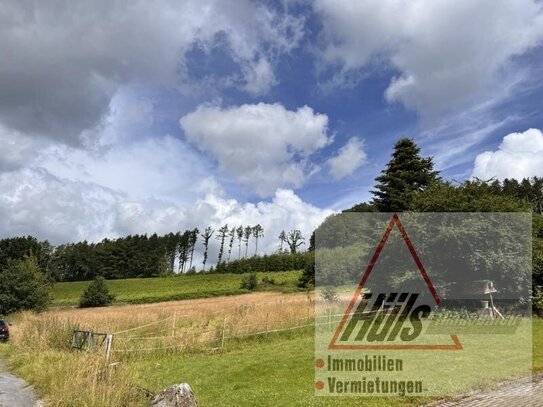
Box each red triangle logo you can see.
[328,213,462,350]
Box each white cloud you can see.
[0,0,304,143]
[0,96,334,247]
[242,58,277,96]
[327,137,367,180]
[471,128,543,180]
[0,161,333,256]
[0,168,120,243]
[183,189,335,262]
[0,124,45,172]
[180,102,332,196]
[315,0,543,116]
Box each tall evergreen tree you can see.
[227,227,236,262]
[278,230,286,253]
[177,231,190,273]
[201,227,214,271]
[243,226,252,258]
[252,224,264,255]
[216,224,229,265]
[188,228,198,271]
[533,177,543,215]
[236,226,244,259]
[371,138,439,212]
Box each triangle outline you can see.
[327,213,462,351]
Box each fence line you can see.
[111,298,314,336]
[111,318,316,353]
[113,316,175,335]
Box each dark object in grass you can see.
[0,320,9,342]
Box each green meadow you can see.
[50,271,302,306]
[130,318,542,407]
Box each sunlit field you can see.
[2,290,542,407]
[50,271,301,306]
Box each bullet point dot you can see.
[315,380,324,390]
[315,358,324,368]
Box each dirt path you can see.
[0,362,40,407]
[424,373,543,407]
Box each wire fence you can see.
[70,297,360,358]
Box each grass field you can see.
[50,271,302,306]
[2,291,542,407]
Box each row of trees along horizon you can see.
[0,138,542,297]
[0,227,310,282]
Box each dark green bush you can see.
[0,256,50,315]
[297,258,315,289]
[79,276,115,308]
[240,273,258,290]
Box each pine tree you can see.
[216,224,229,265]
[252,224,264,256]
[227,227,236,262]
[188,228,198,271]
[278,230,286,253]
[201,227,214,271]
[79,276,114,308]
[371,138,439,212]
[236,226,244,259]
[243,226,252,258]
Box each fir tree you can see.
[371,138,439,212]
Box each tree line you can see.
[0,225,309,282]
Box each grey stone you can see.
[149,383,197,407]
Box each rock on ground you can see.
[149,383,197,407]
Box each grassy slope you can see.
[134,331,429,407]
[51,271,301,306]
[132,319,543,407]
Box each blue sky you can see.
[1,0,543,253]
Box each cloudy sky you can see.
[1,0,543,254]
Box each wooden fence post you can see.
[104,334,113,362]
[221,317,227,348]
[172,312,177,337]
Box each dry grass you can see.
[10,292,316,356]
[4,292,319,406]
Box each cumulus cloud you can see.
[0,162,333,256]
[471,128,543,180]
[327,137,367,180]
[0,0,304,143]
[0,168,120,243]
[180,189,335,263]
[314,0,543,116]
[0,96,334,247]
[180,102,332,196]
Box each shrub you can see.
[261,276,275,286]
[534,286,543,313]
[240,273,258,290]
[79,276,115,308]
[0,256,50,314]
[297,258,315,289]
[320,286,338,303]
